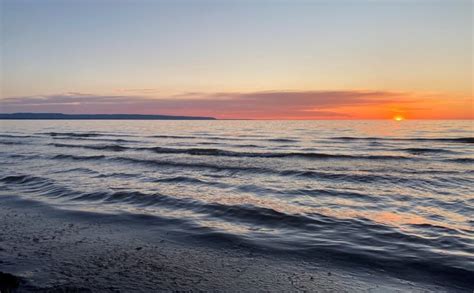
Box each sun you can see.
[393,115,405,121]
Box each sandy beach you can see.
[0,194,468,292]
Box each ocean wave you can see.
[94,172,140,179]
[0,134,34,138]
[267,138,298,143]
[49,153,450,188]
[0,141,25,145]
[151,135,299,143]
[52,143,128,152]
[400,147,457,154]
[40,132,134,138]
[52,167,99,175]
[0,175,37,184]
[30,132,474,145]
[3,174,471,249]
[1,174,319,228]
[1,122,472,288]
[151,135,203,139]
[150,176,214,185]
[448,157,474,163]
[51,136,139,143]
[148,147,410,160]
[51,143,411,160]
[43,132,103,137]
[1,171,472,287]
[52,154,107,160]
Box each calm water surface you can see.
[0,120,473,283]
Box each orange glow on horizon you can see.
[1,89,472,120]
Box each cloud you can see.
[0,90,454,119]
[115,88,161,94]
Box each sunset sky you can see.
[1,0,472,119]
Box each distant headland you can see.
[0,113,216,120]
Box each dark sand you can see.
[0,195,466,292]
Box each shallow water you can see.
[0,120,473,284]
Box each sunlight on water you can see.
[0,120,473,276]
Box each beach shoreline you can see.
[0,195,467,292]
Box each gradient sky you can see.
[1,0,472,119]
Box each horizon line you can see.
[0,112,473,121]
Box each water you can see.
[1,120,473,284]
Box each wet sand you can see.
[0,195,466,292]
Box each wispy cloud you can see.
[0,90,467,119]
[115,88,161,94]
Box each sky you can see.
[1,0,472,119]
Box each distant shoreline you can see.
[0,113,216,120]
